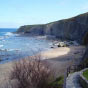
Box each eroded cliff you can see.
[17,12,88,44]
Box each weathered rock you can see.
[57,42,66,47]
[17,12,88,44]
[81,46,88,64]
[17,25,46,35]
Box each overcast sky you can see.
[0,0,88,28]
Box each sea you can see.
[0,28,52,63]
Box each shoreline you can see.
[0,34,86,84]
[0,45,85,81]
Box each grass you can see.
[49,76,64,88]
[83,69,88,80]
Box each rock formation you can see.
[17,12,88,44]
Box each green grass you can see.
[49,76,64,88]
[83,69,88,80]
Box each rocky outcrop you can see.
[17,25,46,35]
[17,12,88,44]
[81,46,88,66]
[83,47,88,60]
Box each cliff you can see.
[17,12,88,44]
[17,24,46,35]
[80,46,88,68]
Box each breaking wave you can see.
[5,32,14,36]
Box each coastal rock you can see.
[17,12,88,44]
[55,42,67,47]
[81,46,88,65]
[17,25,46,35]
[83,47,88,59]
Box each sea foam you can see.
[5,32,14,36]
[0,45,4,48]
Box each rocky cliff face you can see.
[17,12,88,44]
[17,25,46,35]
[83,47,88,59]
[81,46,88,67]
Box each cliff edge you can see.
[17,12,88,44]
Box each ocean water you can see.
[0,28,52,63]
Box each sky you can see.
[0,0,88,28]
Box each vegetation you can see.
[49,76,64,88]
[1,55,65,88]
[10,55,55,88]
[83,69,88,80]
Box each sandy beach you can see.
[41,47,70,59]
[0,45,85,85]
[41,46,85,77]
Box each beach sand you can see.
[40,46,85,77]
[0,46,85,85]
[41,47,70,59]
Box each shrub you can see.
[10,55,54,88]
[0,79,19,88]
[49,76,64,88]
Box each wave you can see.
[0,45,4,48]
[5,32,14,36]
[2,40,6,42]
[4,32,19,37]
[0,37,4,40]
[0,48,21,51]
[7,49,21,51]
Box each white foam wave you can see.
[0,48,21,51]
[2,40,6,42]
[7,49,21,51]
[0,45,4,48]
[5,32,19,37]
[0,37,4,40]
[5,32,14,36]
